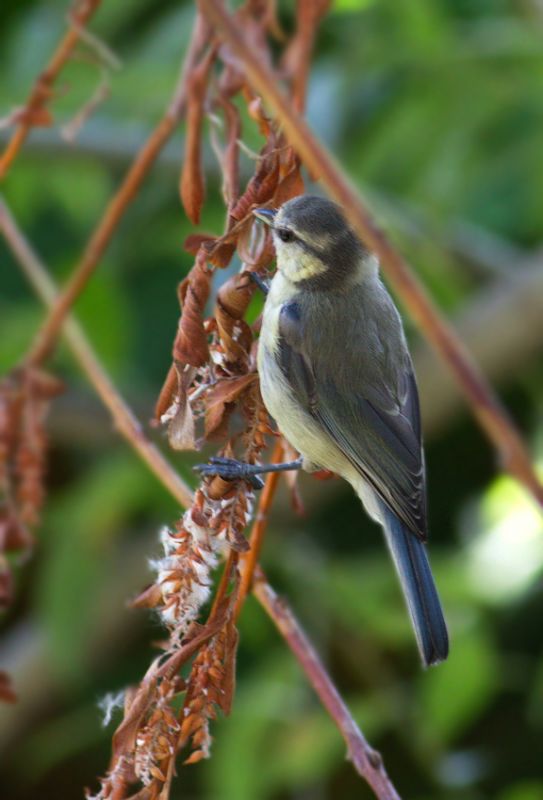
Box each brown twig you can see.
[22,13,210,369]
[199,0,543,509]
[0,0,102,180]
[234,439,284,619]
[1,200,397,799]
[252,569,401,800]
[0,197,193,509]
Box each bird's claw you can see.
[193,457,265,490]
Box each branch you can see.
[22,12,210,368]
[234,440,284,619]
[199,0,543,509]
[0,0,102,179]
[1,200,398,799]
[252,570,401,800]
[0,197,193,509]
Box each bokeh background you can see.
[1,1,543,798]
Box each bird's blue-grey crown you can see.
[255,195,369,290]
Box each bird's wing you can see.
[277,299,428,540]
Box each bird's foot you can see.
[194,456,265,490]
[194,455,303,490]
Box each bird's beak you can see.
[253,207,277,226]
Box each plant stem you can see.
[252,569,401,800]
[234,440,284,620]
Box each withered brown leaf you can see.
[179,51,215,225]
[172,255,212,368]
[165,366,197,452]
[205,373,257,438]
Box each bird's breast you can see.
[257,276,358,480]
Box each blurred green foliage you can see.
[1,1,543,799]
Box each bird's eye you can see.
[277,228,295,243]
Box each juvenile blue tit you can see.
[253,195,449,667]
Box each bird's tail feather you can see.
[379,502,449,666]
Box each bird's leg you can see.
[194,455,303,490]
[248,271,269,295]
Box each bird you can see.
[198,194,449,667]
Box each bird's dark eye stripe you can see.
[277,228,295,243]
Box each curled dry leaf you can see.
[184,232,237,270]
[201,236,237,269]
[215,305,253,370]
[183,232,216,256]
[218,97,241,209]
[163,366,197,452]
[282,0,331,112]
[231,142,280,222]
[217,271,254,321]
[153,364,177,426]
[173,254,212,368]
[273,154,305,207]
[179,51,215,225]
[205,373,257,438]
[247,95,272,138]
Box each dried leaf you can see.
[282,0,331,112]
[217,272,254,321]
[219,98,241,208]
[205,374,257,438]
[247,96,272,138]
[230,142,280,222]
[180,52,215,224]
[112,677,158,758]
[201,236,237,269]
[184,749,207,765]
[154,363,177,425]
[165,366,197,452]
[130,582,164,610]
[172,256,212,368]
[273,158,305,207]
[183,232,217,255]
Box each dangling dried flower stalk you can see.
[58,2,328,797]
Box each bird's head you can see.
[254,195,372,289]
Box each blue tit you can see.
[199,194,449,667]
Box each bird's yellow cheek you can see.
[277,245,326,282]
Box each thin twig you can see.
[252,569,401,800]
[0,197,193,509]
[0,0,102,179]
[1,202,397,799]
[199,0,543,509]
[23,13,210,369]
[234,440,284,619]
